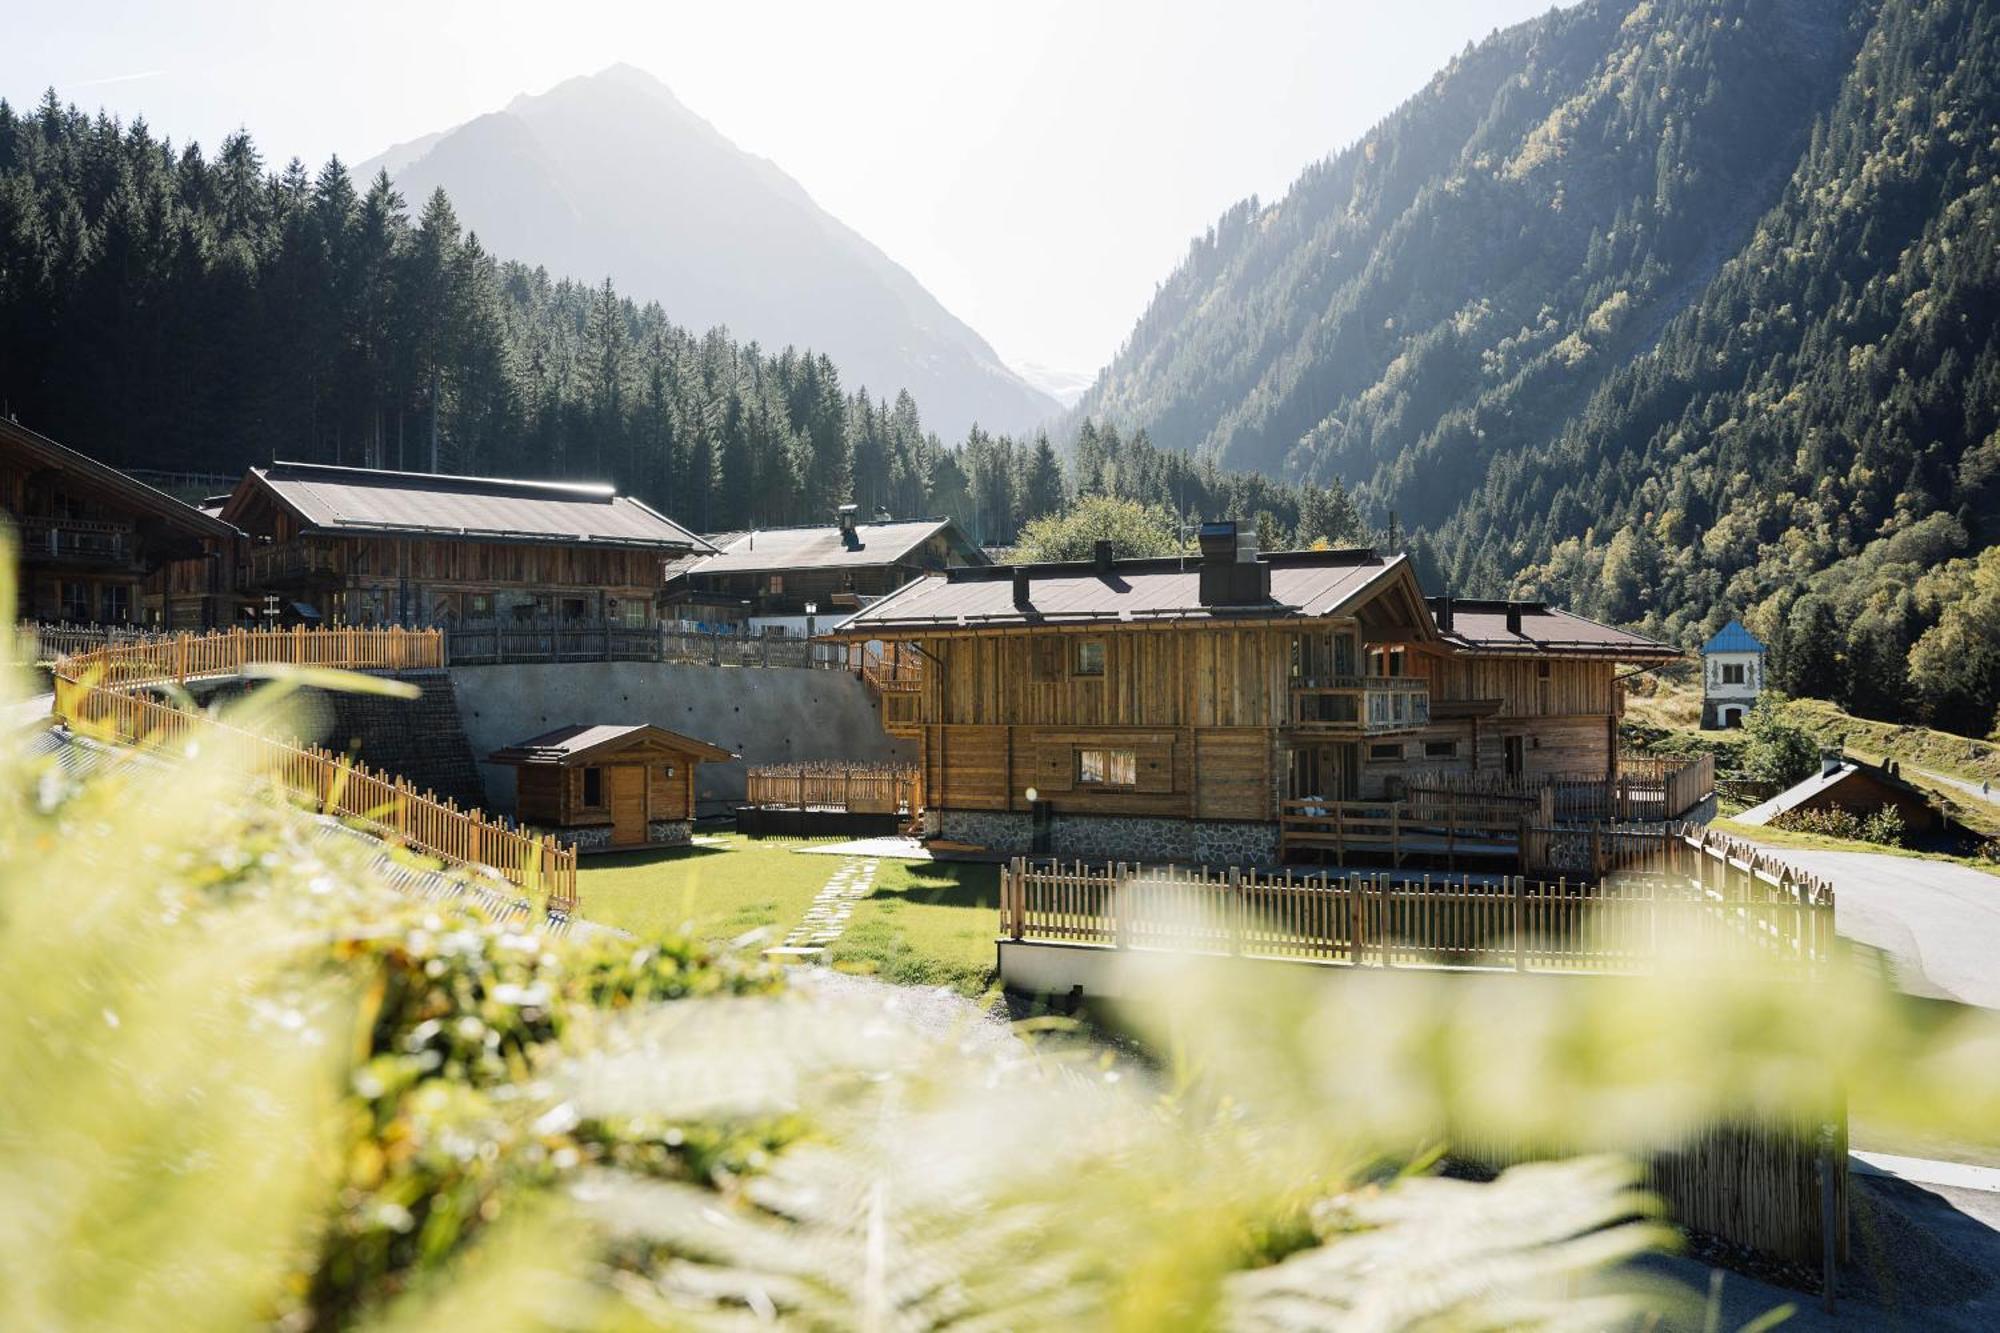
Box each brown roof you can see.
[486,723,734,766]
[232,461,711,550]
[0,417,237,539]
[1435,599,1680,660]
[678,517,986,577]
[831,548,1415,634]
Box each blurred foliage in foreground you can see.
[6,608,2000,1328]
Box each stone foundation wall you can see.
[936,809,1281,868]
[647,819,692,847]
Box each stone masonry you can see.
[937,809,1281,868]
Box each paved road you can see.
[1914,764,2000,813]
[1749,845,2000,1009]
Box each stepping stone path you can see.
[765,857,878,961]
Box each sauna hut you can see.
[487,724,734,850]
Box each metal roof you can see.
[678,518,986,577]
[0,417,238,539]
[832,548,1412,633]
[1701,619,1767,655]
[1437,600,1681,660]
[487,722,734,765]
[1734,755,1925,826]
[234,461,711,551]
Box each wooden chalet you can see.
[1,417,240,627]
[827,523,1682,865]
[665,506,986,627]
[217,462,712,627]
[486,723,734,851]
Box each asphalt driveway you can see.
[1753,847,2000,1009]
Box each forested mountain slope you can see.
[356,65,1058,440]
[1075,0,2000,732]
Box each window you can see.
[60,581,91,621]
[1722,663,1746,686]
[101,584,131,624]
[1423,740,1458,759]
[562,597,588,622]
[582,767,603,808]
[766,574,785,595]
[1076,748,1137,787]
[1368,742,1404,762]
[1073,639,1106,677]
[467,593,493,621]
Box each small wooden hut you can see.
[487,724,733,850]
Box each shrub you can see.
[1770,802,1908,847]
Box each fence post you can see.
[1007,857,1025,940]
[1512,875,1526,972]
[1227,865,1242,955]
[711,629,721,667]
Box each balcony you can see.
[247,541,341,585]
[1287,675,1431,734]
[16,516,136,568]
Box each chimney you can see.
[1094,539,1114,573]
[1434,594,1454,633]
[1505,603,1523,636]
[1820,748,1844,778]
[1012,566,1032,610]
[1197,520,1271,606]
[836,503,861,550]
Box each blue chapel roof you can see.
[1701,619,1766,655]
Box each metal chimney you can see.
[1012,566,1032,609]
[1505,603,1523,636]
[1094,539,1114,573]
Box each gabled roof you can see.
[486,723,735,766]
[0,417,237,539]
[224,461,711,551]
[1734,755,1928,826]
[1702,619,1767,655]
[1434,599,1680,661]
[677,517,986,578]
[829,548,1428,636]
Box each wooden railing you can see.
[744,762,919,815]
[15,515,136,565]
[11,620,160,665]
[47,627,576,916]
[1000,825,1834,974]
[446,620,847,670]
[1288,676,1431,733]
[1404,753,1714,823]
[855,641,924,694]
[1279,797,1523,866]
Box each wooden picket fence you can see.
[11,620,161,665]
[744,762,919,815]
[48,627,575,916]
[1001,823,1834,974]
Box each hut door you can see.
[608,765,646,846]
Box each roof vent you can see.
[1197,520,1271,607]
[1505,604,1523,636]
[1012,566,1032,610]
[1094,539,1114,574]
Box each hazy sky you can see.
[5,0,1557,379]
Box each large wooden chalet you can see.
[215,462,712,627]
[2,417,239,627]
[829,523,1681,865]
[664,507,986,629]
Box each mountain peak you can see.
[356,73,1056,438]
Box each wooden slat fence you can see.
[744,762,919,815]
[48,627,575,916]
[1405,752,1714,822]
[1002,824,1833,975]
[1279,797,1525,866]
[11,620,160,665]
[445,620,847,670]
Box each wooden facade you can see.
[488,724,733,850]
[833,533,1681,863]
[1,417,238,627]
[217,462,708,627]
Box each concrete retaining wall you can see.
[448,662,910,817]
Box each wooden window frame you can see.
[1076,747,1137,788]
[581,766,604,810]
[1721,662,1746,686]
[1368,741,1404,763]
[1423,739,1458,759]
[1072,638,1106,677]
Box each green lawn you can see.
[577,834,849,944]
[826,859,1002,997]
[577,838,1008,996]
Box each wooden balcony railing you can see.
[1280,796,1524,866]
[16,516,136,565]
[1289,676,1430,733]
[246,540,341,584]
[47,627,576,916]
